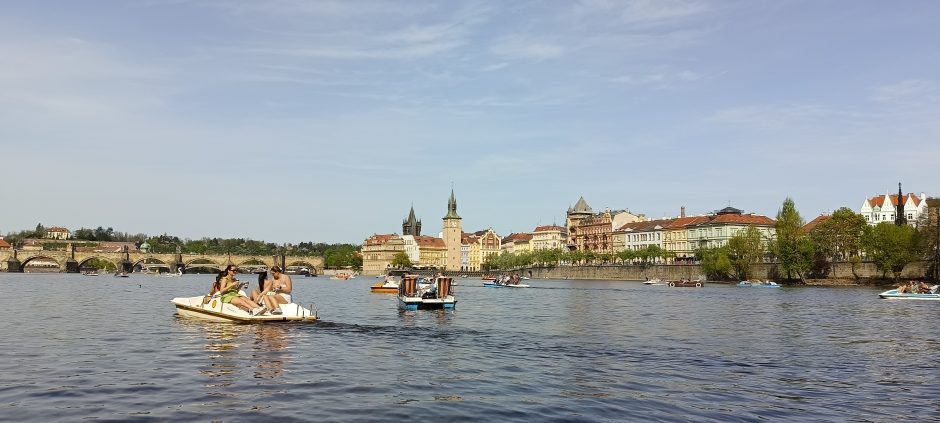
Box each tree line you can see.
[2,224,362,269]
[698,198,933,283]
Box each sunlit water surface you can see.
[1,274,937,422]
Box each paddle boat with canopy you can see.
[398,275,456,310]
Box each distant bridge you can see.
[0,246,323,274]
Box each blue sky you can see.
[1,1,937,244]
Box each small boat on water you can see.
[737,280,780,288]
[83,271,99,276]
[667,279,704,287]
[398,275,456,310]
[331,273,355,281]
[643,278,662,285]
[483,275,529,288]
[371,270,407,294]
[879,284,939,300]
[170,292,319,323]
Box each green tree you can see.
[696,246,733,280]
[862,222,923,281]
[809,207,868,278]
[727,225,765,280]
[390,252,411,268]
[774,197,813,283]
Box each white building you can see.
[860,191,928,226]
[401,235,420,264]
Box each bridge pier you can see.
[6,258,21,273]
[121,261,133,273]
[65,259,79,273]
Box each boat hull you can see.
[397,295,457,310]
[878,289,940,300]
[170,296,319,323]
[667,281,704,287]
[371,285,398,294]
[737,281,780,288]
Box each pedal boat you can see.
[878,286,940,301]
[371,279,399,294]
[398,276,456,310]
[667,280,704,287]
[170,295,319,323]
[737,280,780,288]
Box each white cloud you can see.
[490,35,565,60]
[872,79,937,103]
[611,69,702,87]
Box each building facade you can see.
[860,190,928,227]
[45,226,71,240]
[687,207,776,250]
[531,225,567,251]
[415,235,447,269]
[361,234,405,275]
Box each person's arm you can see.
[282,275,293,293]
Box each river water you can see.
[1,273,937,422]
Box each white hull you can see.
[170,295,318,323]
[878,289,940,301]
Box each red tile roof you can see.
[414,236,446,248]
[664,216,708,229]
[869,193,922,208]
[364,234,397,246]
[617,218,673,232]
[0,239,11,248]
[46,226,70,232]
[802,214,830,233]
[704,213,775,226]
[533,225,566,233]
[503,233,533,242]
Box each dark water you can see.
[1,274,938,422]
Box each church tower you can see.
[442,189,463,272]
[403,205,422,236]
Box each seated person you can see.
[918,281,931,294]
[257,266,293,315]
[203,271,225,304]
[219,265,265,314]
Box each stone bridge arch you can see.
[185,257,224,272]
[286,260,319,275]
[77,256,120,271]
[20,255,62,272]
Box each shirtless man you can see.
[258,266,293,315]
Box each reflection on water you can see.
[251,325,290,380]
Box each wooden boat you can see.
[398,276,456,310]
[667,280,704,287]
[170,295,319,323]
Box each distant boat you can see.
[83,271,99,276]
[667,280,703,287]
[114,271,129,278]
[737,280,780,288]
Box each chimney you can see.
[680,206,686,218]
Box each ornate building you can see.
[402,206,421,236]
[860,185,928,227]
[442,190,463,271]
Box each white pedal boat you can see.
[170,295,319,323]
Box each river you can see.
[0,274,936,422]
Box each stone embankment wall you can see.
[520,261,931,282]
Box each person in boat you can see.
[257,266,293,315]
[203,271,226,304]
[219,265,265,314]
[918,281,931,294]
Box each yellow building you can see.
[361,234,405,275]
[663,216,708,263]
[531,225,567,250]
[500,233,533,254]
[415,235,447,269]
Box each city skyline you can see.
[2,1,937,244]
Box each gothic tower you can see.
[442,189,463,272]
[403,205,422,236]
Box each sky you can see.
[1,0,938,244]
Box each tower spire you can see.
[444,188,461,219]
[896,182,907,226]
